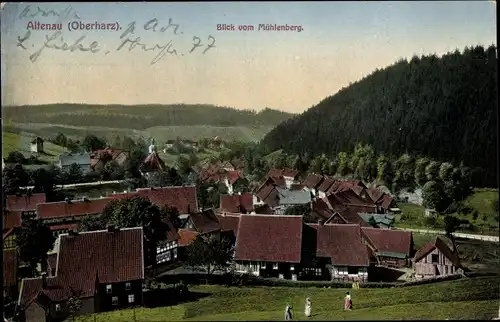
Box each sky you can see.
[0,1,496,113]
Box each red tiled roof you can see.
[19,227,145,308]
[234,215,303,263]
[3,249,18,287]
[379,195,394,209]
[162,216,180,242]
[366,188,385,203]
[269,176,286,187]
[188,209,221,234]
[317,178,335,192]
[142,152,166,172]
[413,236,460,266]
[282,168,299,178]
[308,223,369,266]
[335,207,372,227]
[267,168,283,178]
[47,253,57,275]
[227,170,244,184]
[220,193,253,213]
[37,198,113,220]
[216,213,240,236]
[49,224,79,231]
[361,227,413,256]
[178,229,199,247]
[302,174,325,189]
[109,186,198,214]
[3,210,22,230]
[6,193,46,211]
[254,204,273,215]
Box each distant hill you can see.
[261,45,497,187]
[2,104,294,129]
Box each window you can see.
[4,236,16,249]
[431,254,439,263]
[55,304,61,311]
[106,284,112,293]
[112,296,119,305]
[273,263,278,270]
[347,267,359,275]
[125,282,131,291]
[128,294,135,304]
[173,248,178,259]
[166,251,171,261]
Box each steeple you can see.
[148,138,157,154]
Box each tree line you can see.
[261,45,497,188]
[3,104,293,130]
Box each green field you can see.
[4,122,273,143]
[76,276,499,321]
[2,131,67,165]
[396,189,499,235]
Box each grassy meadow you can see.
[2,131,67,164]
[396,189,499,236]
[75,276,499,321]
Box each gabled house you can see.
[267,168,299,189]
[17,227,145,322]
[273,188,312,215]
[324,190,378,214]
[182,209,221,234]
[30,137,44,153]
[317,178,335,198]
[6,193,46,219]
[200,168,249,194]
[361,227,413,267]
[366,187,395,213]
[302,174,325,197]
[155,217,180,265]
[108,186,198,215]
[58,152,92,174]
[90,148,128,172]
[234,214,303,280]
[413,236,461,279]
[220,193,253,214]
[306,223,370,282]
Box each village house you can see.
[36,197,113,246]
[413,236,462,279]
[90,148,128,172]
[199,166,248,194]
[16,227,145,322]
[30,137,44,153]
[361,227,414,268]
[302,174,325,197]
[317,177,336,198]
[140,141,167,177]
[268,168,299,189]
[108,186,197,264]
[234,215,304,280]
[181,210,240,242]
[272,188,312,215]
[220,193,254,214]
[358,213,396,228]
[305,223,370,282]
[58,152,92,174]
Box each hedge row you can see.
[157,272,488,289]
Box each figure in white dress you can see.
[304,297,312,317]
[284,305,293,321]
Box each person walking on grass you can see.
[304,297,312,317]
[285,305,293,321]
[344,292,352,311]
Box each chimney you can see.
[41,272,47,289]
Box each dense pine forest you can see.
[2,104,293,129]
[261,45,497,187]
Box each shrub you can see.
[471,210,479,221]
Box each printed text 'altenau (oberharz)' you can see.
[26,21,122,32]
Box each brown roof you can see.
[3,249,18,287]
[335,207,372,227]
[317,178,335,192]
[162,216,180,243]
[187,209,221,234]
[268,176,286,187]
[308,223,370,267]
[47,253,57,274]
[366,188,385,203]
[216,213,240,236]
[227,170,245,184]
[234,215,303,263]
[48,223,79,231]
[19,227,144,307]
[3,210,22,230]
[178,229,199,247]
[37,198,113,220]
[379,195,394,209]
[6,193,46,211]
[302,174,325,189]
[109,186,198,214]
[142,152,166,172]
[220,193,253,213]
[413,236,460,266]
[282,168,299,178]
[267,168,283,178]
[361,227,413,256]
[253,204,273,215]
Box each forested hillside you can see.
[2,104,293,129]
[261,45,497,187]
